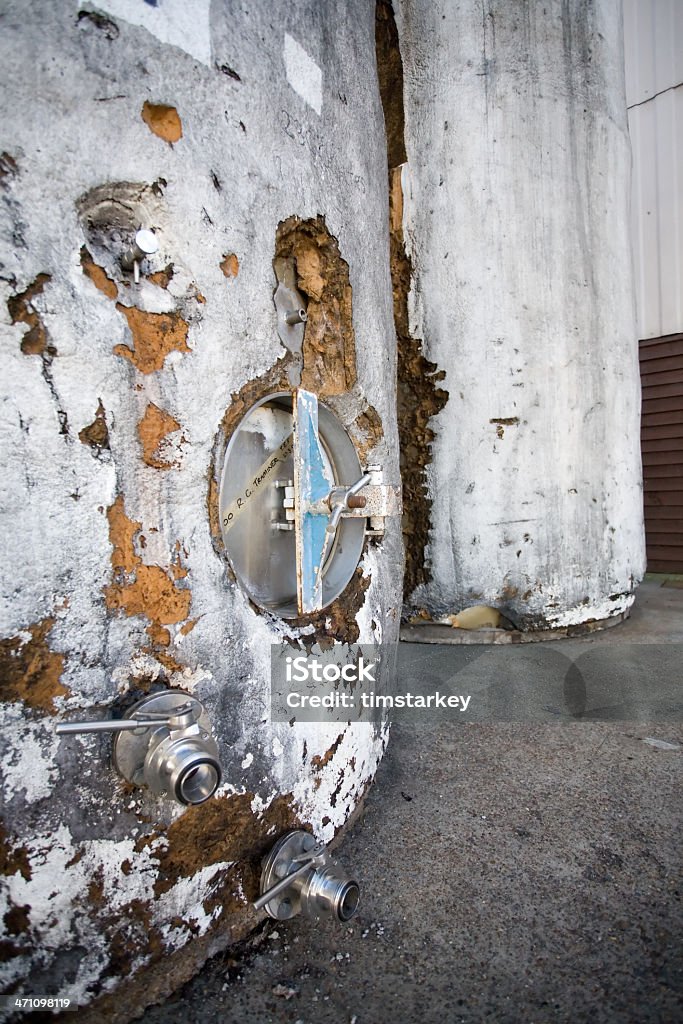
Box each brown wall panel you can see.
[640,334,683,571]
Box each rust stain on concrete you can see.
[79,400,110,450]
[148,264,175,289]
[7,274,54,356]
[137,403,181,469]
[114,305,191,374]
[220,253,239,278]
[141,102,183,143]
[311,731,345,771]
[275,216,358,398]
[0,618,68,714]
[136,792,302,898]
[0,826,31,881]
[104,496,191,628]
[80,246,117,300]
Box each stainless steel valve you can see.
[255,830,360,923]
[55,690,221,806]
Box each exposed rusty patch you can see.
[104,495,191,628]
[152,648,186,675]
[114,304,191,374]
[0,619,68,715]
[106,563,191,625]
[80,246,117,300]
[171,541,189,580]
[0,151,19,184]
[79,399,110,450]
[137,402,181,469]
[295,566,371,646]
[4,904,30,935]
[179,618,199,637]
[135,792,302,898]
[311,731,345,771]
[97,897,165,988]
[107,495,142,574]
[146,624,171,647]
[275,216,357,398]
[148,264,174,289]
[346,404,384,465]
[141,102,183,144]
[390,184,447,597]
[490,417,519,440]
[220,253,239,278]
[0,826,31,881]
[65,848,84,869]
[7,274,54,356]
[88,867,105,909]
[377,6,448,600]
[490,416,519,441]
[80,873,261,1020]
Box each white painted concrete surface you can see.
[397,0,646,627]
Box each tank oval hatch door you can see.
[219,388,400,618]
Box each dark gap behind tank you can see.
[375,0,449,604]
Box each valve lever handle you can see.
[55,699,200,736]
[253,843,326,912]
[56,717,176,735]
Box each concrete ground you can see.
[141,580,682,1024]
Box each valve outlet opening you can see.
[176,761,220,805]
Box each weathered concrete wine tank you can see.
[0,1,402,1017]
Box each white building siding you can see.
[624,0,683,339]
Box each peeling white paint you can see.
[272,736,284,757]
[2,725,61,802]
[284,33,323,115]
[397,0,646,626]
[250,790,279,816]
[79,0,213,67]
[155,861,234,938]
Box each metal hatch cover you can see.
[219,391,366,619]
